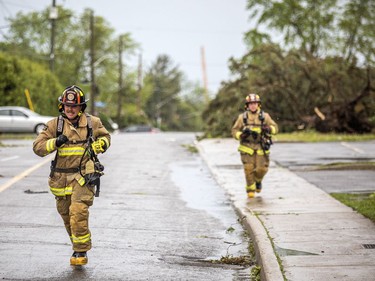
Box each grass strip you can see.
[313,162,375,171]
[274,131,375,142]
[331,193,375,223]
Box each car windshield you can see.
[19,108,42,117]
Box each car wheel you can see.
[35,124,46,134]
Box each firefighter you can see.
[33,85,111,266]
[231,93,278,198]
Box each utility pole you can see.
[117,35,124,121]
[137,52,143,113]
[90,10,96,115]
[49,0,57,72]
[200,46,209,104]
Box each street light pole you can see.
[200,46,209,104]
[90,10,96,115]
[49,0,57,72]
[117,35,124,121]
[137,52,143,114]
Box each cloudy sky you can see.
[0,0,253,93]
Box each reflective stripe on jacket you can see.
[33,113,110,194]
[231,109,278,152]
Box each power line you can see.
[1,0,39,10]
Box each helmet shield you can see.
[245,93,261,104]
[60,86,87,106]
[58,85,88,112]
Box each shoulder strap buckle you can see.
[85,113,93,139]
[56,115,64,137]
[242,111,248,125]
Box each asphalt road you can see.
[0,133,252,281]
[271,140,375,194]
[1,134,374,280]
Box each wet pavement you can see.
[170,158,248,260]
[197,138,375,281]
[2,135,374,280]
[0,133,253,280]
[271,141,375,194]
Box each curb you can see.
[232,198,284,281]
[196,140,284,281]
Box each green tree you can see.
[1,6,138,123]
[202,0,375,136]
[338,0,375,66]
[206,43,374,135]
[175,81,206,131]
[203,79,247,137]
[246,0,337,56]
[142,55,206,131]
[245,0,375,66]
[3,7,80,84]
[144,55,183,130]
[0,52,62,116]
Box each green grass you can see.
[181,144,198,153]
[0,133,35,140]
[275,131,375,223]
[313,162,375,171]
[274,131,375,142]
[331,193,375,223]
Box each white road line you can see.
[340,142,365,154]
[0,155,53,193]
[1,156,20,162]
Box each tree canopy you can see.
[0,5,206,131]
[144,55,205,131]
[0,52,61,116]
[1,2,373,134]
[203,0,375,136]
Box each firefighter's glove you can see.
[262,125,271,134]
[91,138,108,154]
[240,128,251,140]
[251,130,259,139]
[56,134,68,147]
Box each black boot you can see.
[256,182,262,193]
[70,251,88,266]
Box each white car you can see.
[0,106,54,134]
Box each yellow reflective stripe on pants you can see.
[246,183,256,192]
[50,186,73,196]
[72,233,91,244]
[58,147,85,156]
[238,145,254,155]
[257,149,270,155]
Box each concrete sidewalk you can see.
[197,138,375,281]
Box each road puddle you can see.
[169,156,251,260]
